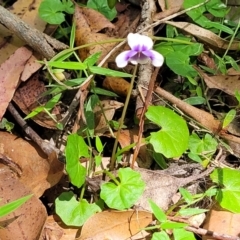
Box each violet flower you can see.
[115,33,164,68]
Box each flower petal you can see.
[130,52,149,65]
[138,34,153,50]
[127,33,141,49]
[127,33,153,51]
[143,50,164,67]
[115,50,137,68]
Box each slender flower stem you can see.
[104,170,120,185]
[110,65,138,170]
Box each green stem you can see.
[152,36,196,45]
[104,170,120,185]
[110,64,138,170]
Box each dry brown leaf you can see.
[78,210,152,240]
[165,21,240,51]
[41,215,78,240]
[0,131,63,197]
[0,0,46,64]
[94,100,124,134]
[203,205,240,239]
[197,67,240,96]
[13,74,60,129]
[103,76,130,96]
[74,5,117,62]
[158,0,183,11]
[0,164,47,240]
[0,46,32,120]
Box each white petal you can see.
[130,53,149,64]
[115,51,130,68]
[139,34,153,50]
[127,33,141,49]
[143,50,164,67]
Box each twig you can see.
[0,6,67,59]
[7,103,59,157]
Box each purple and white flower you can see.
[115,33,164,68]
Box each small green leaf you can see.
[94,155,102,167]
[62,0,74,14]
[148,199,167,222]
[100,168,145,210]
[91,87,118,97]
[65,134,89,187]
[87,0,117,21]
[84,52,101,66]
[146,106,189,158]
[179,188,193,204]
[166,52,197,77]
[0,194,32,218]
[161,221,187,229]
[89,66,132,77]
[211,168,240,212]
[184,96,206,105]
[179,208,208,217]
[46,61,87,70]
[38,0,65,24]
[55,192,101,226]
[95,136,103,152]
[152,231,170,240]
[173,228,196,240]
[223,109,236,129]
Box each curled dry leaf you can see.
[0,164,47,240]
[74,5,116,63]
[94,100,124,134]
[103,76,130,97]
[0,46,32,121]
[165,21,240,51]
[0,131,63,197]
[78,210,152,240]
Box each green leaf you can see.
[210,168,240,212]
[166,52,197,77]
[100,168,145,210]
[91,87,118,97]
[38,0,65,24]
[46,61,87,70]
[55,192,101,226]
[161,221,187,229]
[0,194,32,218]
[173,228,196,240]
[148,199,167,222]
[95,136,103,152]
[89,66,132,77]
[65,134,89,188]
[179,208,208,217]
[145,106,189,158]
[179,187,193,204]
[62,0,74,14]
[152,231,170,240]
[87,0,117,21]
[223,109,236,129]
[184,96,206,105]
[188,133,218,157]
[85,95,99,137]
[84,52,101,66]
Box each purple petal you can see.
[142,50,164,67]
[115,50,137,68]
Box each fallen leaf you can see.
[78,210,152,240]
[197,67,240,96]
[74,5,117,62]
[203,204,240,239]
[13,73,60,129]
[0,164,47,240]
[0,46,32,120]
[165,21,240,51]
[0,131,63,197]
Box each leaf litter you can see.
[1,0,240,239]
